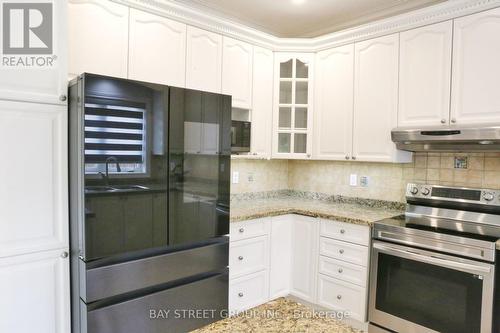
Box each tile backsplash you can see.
[231,152,500,203]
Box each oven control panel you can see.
[406,183,500,205]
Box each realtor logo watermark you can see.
[2,1,56,67]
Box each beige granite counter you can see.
[230,195,404,226]
[192,298,363,333]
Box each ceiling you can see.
[173,0,446,38]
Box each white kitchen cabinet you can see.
[0,0,67,105]
[230,217,270,241]
[229,270,269,314]
[229,236,268,279]
[68,0,129,79]
[128,8,186,87]
[0,249,70,333]
[250,47,274,158]
[273,53,314,159]
[269,215,292,299]
[313,44,354,160]
[222,37,253,109]
[398,21,453,127]
[353,34,411,163]
[0,101,68,258]
[451,7,500,124]
[186,26,223,93]
[290,215,319,303]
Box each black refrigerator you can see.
[68,73,231,333]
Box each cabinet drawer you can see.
[230,236,268,278]
[320,220,370,246]
[230,218,270,241]
[229,270,268,313]
[317,274,367,322]
[318,255,367,287]
[319,237,368,267]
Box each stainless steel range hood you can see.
[391,125,500,152]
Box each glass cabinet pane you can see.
[295,81,308,104]
[295,108,307,128]
[296,59,309,78]
[294,133,307,153]
[278,133,291,153]
[279,81,292,104]
[279,107,292,128]
[280,59,293,78]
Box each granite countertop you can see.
[230,194,405,226]
[192,297,363,333]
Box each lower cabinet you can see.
[0,249,70,333]
[228,215,370,323]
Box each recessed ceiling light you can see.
[291,0,306,5]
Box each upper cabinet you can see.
[0,0,67,105]
[128,9,186,87]
[353,34,412,163]
[451,7,500,125]
[186,26,223,93]
[68,0,129,79]
[398,21,453,127]
[273,53,314,159]
[222,37,253,109]
[251,47,274,158]
[313,44,354,161]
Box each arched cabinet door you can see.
[313,44,354,161]
[222,37,253,110]
[68,0,129,79]
[451,7,500,125]
[185,26,223,94]
[128,8,186,87]
[273,53,314,159]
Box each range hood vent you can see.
[391,125,500,152]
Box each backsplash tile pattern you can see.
[231,152,500,203]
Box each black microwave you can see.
[231,121,251,153]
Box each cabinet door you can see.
[222,37,253,109]
[269,215,292,299]
[0,0,67,105]
[0,102,68,258]
[290,215,318,303]
[353,34,411,163]
[0,249,70,333]
[399,21,453,127]
[451,7,500,124]
[273,53,314,159]
[314,44,354,160]
[128,8,186,87]
[251,47,274,158]
[186,26,223,93]
[68,0,129,79]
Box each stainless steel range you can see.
[369,183,500,333]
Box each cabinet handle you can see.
[340,229,346,234]
[238,292,244,297]
[337,295,342,300]
[238,256,244,261]
[59,95,67,102]
[352,156,357,160]
[239,228,244,233]
[451,118,456,124]
[338,268,343,273]
[307,154,311,158]
[61,251,69,258]
[441,119,446,124]
[345,155,350,160]
[339,249,344,254]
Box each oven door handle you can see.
[373,242,492,275]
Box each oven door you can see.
[369,240,495,333]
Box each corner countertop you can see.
[230,194,405,226]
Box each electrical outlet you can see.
[350,174,358,186]
[232,171,239,184]
[247,172,254,182]
[360,176,369,187]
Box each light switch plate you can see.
[360,176,369,187]
[232,171,239,184]
[350,174,357,186]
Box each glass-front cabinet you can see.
[273,53,314,158]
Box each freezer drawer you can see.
[82,240,228,302]
[82,272,228,333]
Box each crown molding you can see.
[114,0,500,52]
